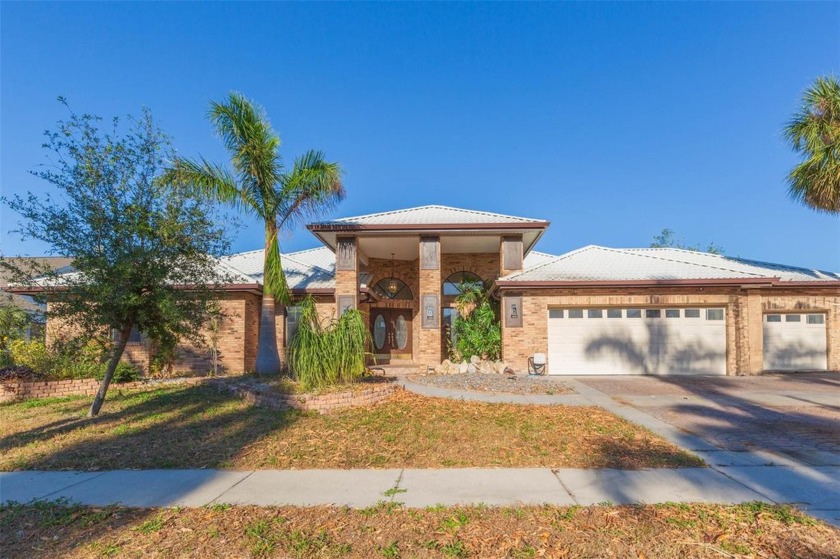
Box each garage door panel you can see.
[763,314,827,371]
[547,308,726,375]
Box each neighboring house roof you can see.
[221,247,336,292]
[311,205,547,227]
[497,245,840,286]
[8,256,260,296]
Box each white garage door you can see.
[547,307,727,375]
[763,313,827,371]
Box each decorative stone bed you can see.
[408,372,575,395]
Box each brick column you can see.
[417,236,441,365]
[335,236,358,316]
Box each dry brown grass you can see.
[0,384,701,471]
[2,500,838,559]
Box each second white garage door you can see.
[547,307,727,375]
[763,313,827,371]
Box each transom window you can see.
[443,272,484,296]
[373,278,413,300]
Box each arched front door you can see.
[370,308,413,361]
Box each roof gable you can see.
[311,205,547,227]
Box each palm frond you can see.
[162,157,261,216]
[208,92,283,207]
[783,76,840,213]
[277,150,345,230]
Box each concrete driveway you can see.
[573,372,840,466]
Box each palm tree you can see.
[784,76,840,213]
[165,92,344,375]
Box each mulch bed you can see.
[2,500,838,559]
[408,372,575,395]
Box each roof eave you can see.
[307,222,550,234]
[494,278,782,289]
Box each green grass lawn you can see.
[0,384,702,470]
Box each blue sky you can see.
[2,2,838,270]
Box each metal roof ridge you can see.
[603,246,769,278]
[316,204,545,224]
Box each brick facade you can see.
[500,286,840,375]
[46,292,261,376]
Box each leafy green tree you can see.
[650,228,724,255]
[2,100,230,416]
[784,76,840,213]
[451,282,502,361]
[163,92,344,375]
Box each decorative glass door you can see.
[370,308,413,361]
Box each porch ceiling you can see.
[356,233,539,260]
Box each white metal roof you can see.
[221,247,336,290]
[312,205,546,226]
[500,245,840,283]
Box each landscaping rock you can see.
[409,372,575,395]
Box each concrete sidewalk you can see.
[1,466,772,509]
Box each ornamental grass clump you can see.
[287,297,369,391]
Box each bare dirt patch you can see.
[2,500,837,559]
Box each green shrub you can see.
[6,336,141,383]
[8,340,55,374]
[0,305,30,366]
[106,362,142,383]
[287,297,369,391]
[451,282,501,361]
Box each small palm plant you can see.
[451,281,501,362]
[287,297,369,391]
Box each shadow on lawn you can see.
[0,383,301,471]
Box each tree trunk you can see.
[255,294,281,375]
[88,322,132,417]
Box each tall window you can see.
[443,271,483,296]
[372,278,413,300]
[285,306,302,345]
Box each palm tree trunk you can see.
[255,294,281,375]
[256,221,282,375]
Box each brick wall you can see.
[0,376,210,403]
[220,381,400,415]
[501,286,840,375]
